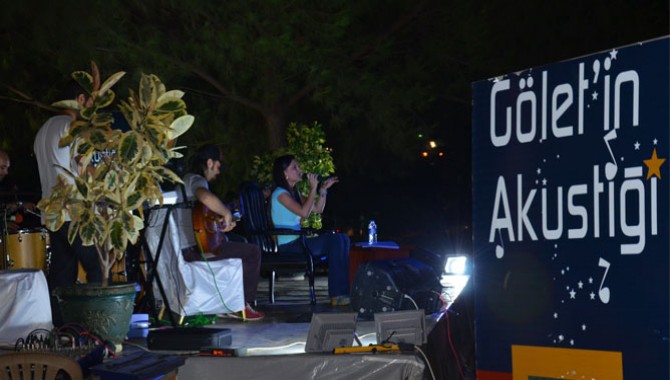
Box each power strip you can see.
[333,344,400,354]
[199,347,246,357]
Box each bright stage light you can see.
[444,255,467,275]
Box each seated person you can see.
[270,154,351,306]
[0,150,38,232]
[175,144,264,321]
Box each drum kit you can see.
[1,191,132,284]
[0,197,49,272]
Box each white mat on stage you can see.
[178,352,426,380]
[173,320,428,379]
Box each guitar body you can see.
[191,201,227,253]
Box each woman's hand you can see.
[306,173,319,192]
[321,176,339,190]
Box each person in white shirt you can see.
[34,82,102,325]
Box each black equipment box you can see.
[351,258,442,319]
[147,327,232,351]
[91,351,185,380]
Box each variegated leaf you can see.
[95,90,116,109]
[167,115,194,140]
[99,71,126,96]
[79,211,98,246]
[81,106,96,120]
[74,176,88,198]
[104,170,118,192]
[109,220,126,252]
[52,100,81,110]
[72,71,94,94]
[89,129,109,148]
[125,191,144,211]
[158,90,185,101]
[156,98,186,113]
[139,74,157,108]
[67,220,80,245]
[91,112,114,127]
[90,62,101,91]
[118,133,141,164]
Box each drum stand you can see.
[2,207,9,270]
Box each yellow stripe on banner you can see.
[512,345,623,380]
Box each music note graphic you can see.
[592,59,601,84]
[495,229,505,259]
[597,257,611,304]
[603,129,618,180]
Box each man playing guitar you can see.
[174,144,264,321]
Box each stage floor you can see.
[1,271,466,379]
[137,271,463,356]
[143,273,452,379]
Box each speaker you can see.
[147,327,232,351]
[351,258,442,319]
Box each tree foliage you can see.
[0,0,667,240]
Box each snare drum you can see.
[1,228,48,270]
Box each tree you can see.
[0,0,667,242]
[2,1,455,183]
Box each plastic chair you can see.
[0,352,83,380]
[238,182,318,304]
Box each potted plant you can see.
[37,62,193,349]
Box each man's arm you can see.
[193,187,235,232]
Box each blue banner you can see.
[472,37,669,379]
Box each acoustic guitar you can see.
[191,201,241,253]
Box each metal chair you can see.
[0,352,83,380]
[238,182,318,304]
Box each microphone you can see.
[303,174,335,181]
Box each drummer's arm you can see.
[0,206,20,232]
[4,201,35,212]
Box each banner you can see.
[472,36,669,379]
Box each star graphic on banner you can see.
[634,141,640,150]
[644,148,666,180]
[610,49,618,60]
[592,91,598,101]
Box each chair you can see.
[143,200,246,321]
[238,182,318,304]
[0,352,83,380]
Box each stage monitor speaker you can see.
[147,327,232,351]
[351,258,442,319]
